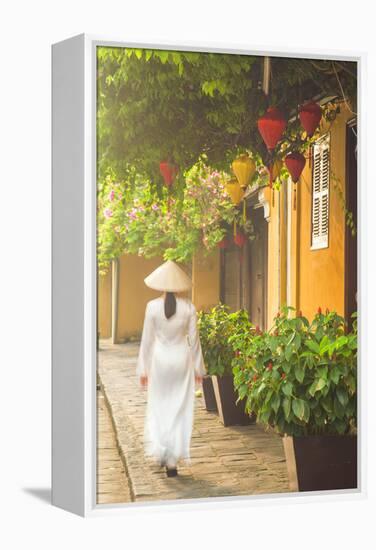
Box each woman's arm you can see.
[136,302,154,384]
[188,302,206,379]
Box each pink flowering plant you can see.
[231,306,357,436]
[97,172,175,272]
[97,158,256,272]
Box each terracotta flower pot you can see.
[212,373,253,427]
[202,375,218,413]
[283,434,357,492]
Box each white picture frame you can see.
[52,34,366,517]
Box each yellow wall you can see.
[97,266,112,338]
[117,254,165,340]
[266,185,281,329]
[292,108,351,320]
[98,254,194,341]
[192,249,220,311]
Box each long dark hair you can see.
[164,291,176,319]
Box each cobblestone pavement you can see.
[97,340,291,503]
[96,388,132,504]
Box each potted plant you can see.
[198,304,253,426]
[232,306,357,491]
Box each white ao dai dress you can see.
[136,296,206,467]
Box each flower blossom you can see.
[104,208,113,218]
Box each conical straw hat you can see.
[144,260,192,292]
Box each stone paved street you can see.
[96,388,132,504]
[97,340,291,503]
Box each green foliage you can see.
[197,304,251,377]
[97,47,357,265]
[232,306,357,436]
[97,47,357,186]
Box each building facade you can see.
[98,103,357,341]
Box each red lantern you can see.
[299,101,322,137]
[159,161,178,187]
[257,107,287,151]
[285,152,306,183]
[217,237,229,249]
[234,231,247,248]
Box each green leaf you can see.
[329,366,341,385]
[320,334,330,355]
[282,382,293,397]
[285,345,293,361]
[336,386,349,407]
[321,394,333,413]
[334,398,345,419]
[271,393,281,414]
[344,374,356,393]
[265,389,273,404]
[302,401,310,422]
[309,378,326,396]
[292,398,305,421]
[295,364,305,383]
[335,335,348,350]
[237,383,248,400]
[306,340,320,354]
[283,396,291,418]
[293,332,302,350]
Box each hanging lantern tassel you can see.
[293,183,297,210]
[234,231,246,265]
[269,162,273,189]
[225,178,245,239]
[269,162,275,207]
[243,199,246,223]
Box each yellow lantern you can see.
[232,154,256,188]
[270,159,283,182]
[225,178,245,205]
[225,178,246,236]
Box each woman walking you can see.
[136,260,206,477]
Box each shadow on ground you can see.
[23,488,51,504]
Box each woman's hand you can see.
[140,375,148,388]
[195,375,203,385]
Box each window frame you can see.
[310,133,331,251]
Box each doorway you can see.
[220,199,268,329]
[247,204,268,329]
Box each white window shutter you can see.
[311,134,330,249]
